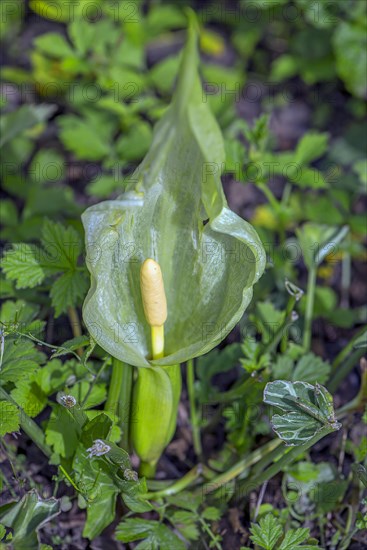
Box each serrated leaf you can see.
[0,338,45,383]
[279,528,311,550]
[0,401,20,436]
[41,219,82,271]
[293,353,330,384]
[1,244,45,288]
[11,378,47,418]
[50,270,88,317]
[250,514,282,550]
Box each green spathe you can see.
[82,23,266,368]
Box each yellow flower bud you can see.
[140,259,167,327]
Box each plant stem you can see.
[187,358,202,459]
[144,464,203,499]
[329,324,366,371]
[0,387,52,458]
[280,295,297,352]
[200,439,282,496]
[151,325,164,359]
[329,348,366,394]
[337,360,367,419]
[105,357,133,450]
[67,306,83,356]
[139,460,158,479]
[303,265,317,351]
[237,424,336,497]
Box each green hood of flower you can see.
[82,22,266,368]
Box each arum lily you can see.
[82,30,265,369]
[82,16,265,475]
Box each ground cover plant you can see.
[0,1,366,549]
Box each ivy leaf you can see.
[279,528,317,550]
[250,514,283,550]
[264,380,341,446]
[0,401,20,436]
[1,244,45,288]
[0,490,60,550]
[45,406,80,459]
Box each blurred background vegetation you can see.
[0,1,366,548]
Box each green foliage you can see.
[249,514,320,550]
[0,490,60,550]
[0,401,20,436]
[1,219,88,316]
[264,380,340,445]
[116,518,186,549]
[0,1,365,547]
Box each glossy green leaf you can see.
[0,490,60,550]
[264,380,341,446]
[82,20,265,368]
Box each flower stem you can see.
[187,358,202,459]
[0,387,52,458]
[105,357,133,450]
[139,460,157,479]
[151,325,164,359]
[303,265,317,351]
